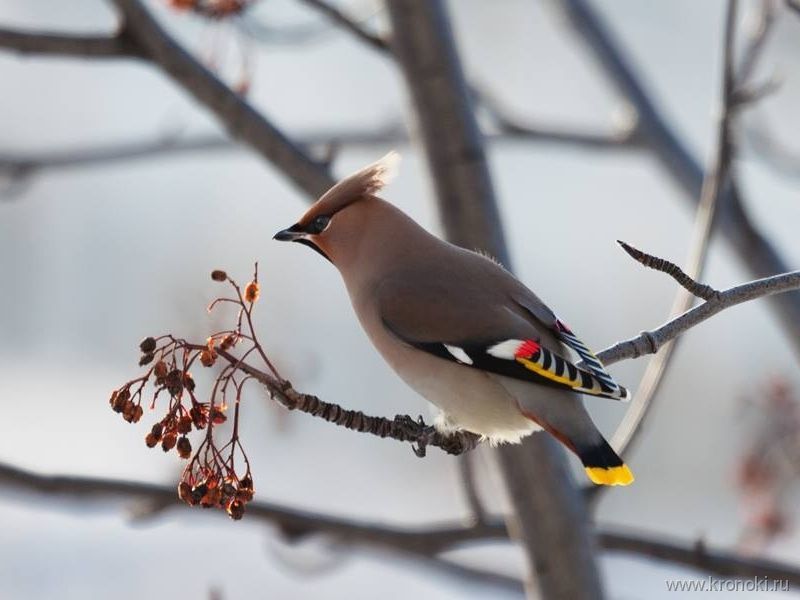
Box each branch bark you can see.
[385,2,603,599]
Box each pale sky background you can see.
[1,0,800,598]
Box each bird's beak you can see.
[273,225,304,242]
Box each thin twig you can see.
[616,241,721,301]
[599,528,800,586]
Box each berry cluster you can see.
[110,267,266,519]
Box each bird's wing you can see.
[511,292,625,397]
[412,338,627,401]
[376,271,628,401]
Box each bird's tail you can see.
[577,437,634,486]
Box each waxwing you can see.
[274,152,633,486]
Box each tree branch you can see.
[596,269,800,367]
[3,461,799,587]
[0,118,641,193]
[0,27,144,58]
[599,528,800,587]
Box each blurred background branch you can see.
[3,460,799,588]
[0,26,143,58]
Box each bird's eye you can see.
[310,215,331,234]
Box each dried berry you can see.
[110,390,127,413]
[211,270,227,282]
[122,400,138,422]
[220,334,237,351]
[201,486,222,508]
[227,499,245,520]
[153,360,168,379]
[177,436,192,459]
[190,405,208,429]
[161,431,178,452]
[146,424,164,448]
[139,337,157,353]
[138,352,155,366]
[182,372,195,392]
[177,415,193,435]
[200,349,216,367]
[166,370,184,396]
[178,481,193,504]
[244,281,260,303]
[191,483,208,505]
[210,407,227,424]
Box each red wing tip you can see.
[555,320,572,334]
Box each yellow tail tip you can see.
[585,465,634,486]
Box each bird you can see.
[274,152,633,486]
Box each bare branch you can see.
[599,529,800,587]
[297,0,389,52]
[3,460,799,587]
[596,269,800,367]
[0,123,405,180]
[110,0,334,198]
[0,27,144,59]
[0,461,503,553]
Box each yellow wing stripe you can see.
[516,356,578,388]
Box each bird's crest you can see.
[301,152,400,224]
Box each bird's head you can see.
[273,152,400,266]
